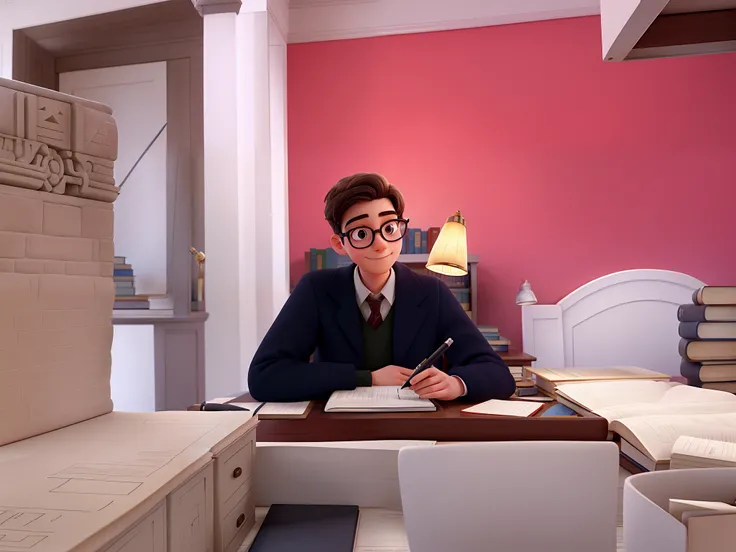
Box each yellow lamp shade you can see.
[426,211,468,276]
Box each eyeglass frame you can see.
[338,218,410,249]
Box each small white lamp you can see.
[515,280,537,306]
[426,211,468,276]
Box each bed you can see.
[521,269,706,377]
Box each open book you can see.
[325,387,436,412]
[554,380,736,471]
[556,380,736,421]
[612,413,736,471]
[670,435,736,470]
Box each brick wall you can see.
[0,184,115,446]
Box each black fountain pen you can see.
[400,337,454,390]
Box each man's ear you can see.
[329,234,348,255]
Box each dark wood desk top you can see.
[194,392,608,443]
[498,351,536,364]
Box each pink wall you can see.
[286,15,736,350]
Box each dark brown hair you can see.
[324,173,405,234]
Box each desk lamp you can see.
[515,280,538,306]
[426,210,468,276]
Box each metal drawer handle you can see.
[232,467,242,479]
[236,513,245,528]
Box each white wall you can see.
[111,325,156,411]
[0,0,169,77]
[59,62,169,296]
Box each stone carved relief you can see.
[0,79,119,203]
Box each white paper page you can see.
[231,401,310,416]
[462,399,542,417]
[659,385,736,404]
[596,401,736,423]
[355,508,409,552]
[555,380,681,412]
[672,435,736,464]
[326,386,434,411]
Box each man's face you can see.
[330,198,405,276]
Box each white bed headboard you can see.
[521,269,705,376]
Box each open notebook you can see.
[325,387,436,412]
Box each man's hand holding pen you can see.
[407,367,464,400]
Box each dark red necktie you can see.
[366,295,384,329]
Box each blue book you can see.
[249,504,359,552]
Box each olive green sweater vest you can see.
[355,307,395,386]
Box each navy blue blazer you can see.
[248,262,516,403]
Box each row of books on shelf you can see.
[400,227,441,254]
[477,325,510,353]
[113,256,150,310]
[677,285,736,394]
[305,248,470,288]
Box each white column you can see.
[201,8,255,398]
[198,0,289,398]
[237,3,290,343]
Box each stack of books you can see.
[678,286,736,393]
[477,325,510,353]
[113,256,150,310]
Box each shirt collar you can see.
[354,266,396,306]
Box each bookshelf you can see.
[398,253,479,323]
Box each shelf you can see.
[398,253,479,264]
[112,310,209,325]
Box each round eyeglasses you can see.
[339,218,409,249]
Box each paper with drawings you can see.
[355,509,410,552]
[462,399,542,417]
[325,386,436,412]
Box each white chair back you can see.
[398,441,619,552]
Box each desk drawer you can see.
[214,429,255,552]
[215,430,254,505]
[221,489,254,552]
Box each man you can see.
[248,172,515,402]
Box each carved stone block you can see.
[0,77,119,203]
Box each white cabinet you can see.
[600,0,736,61]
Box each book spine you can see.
[692,287,703,305]
[678,338,692,362]
[678,304,707,322]
[680,360,704,386]
[678,322,700,340]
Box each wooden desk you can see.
[498,351,536,365]
[193,393,609,443]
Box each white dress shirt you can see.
[354,266,396,321]
[353,266,466,396]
